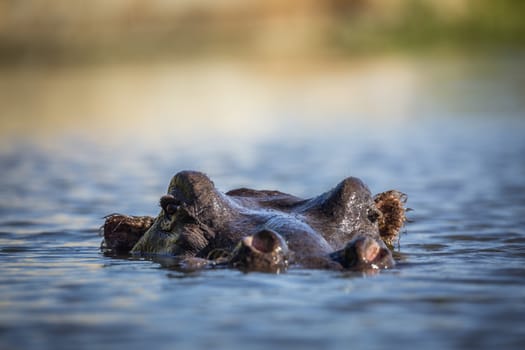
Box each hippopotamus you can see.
[101,170,407,273]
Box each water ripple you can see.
[1,108,525,350]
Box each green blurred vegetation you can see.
[1,0,524,65]
[330,0,525,53]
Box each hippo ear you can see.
[101,214,155,254]
[373,190,407,247]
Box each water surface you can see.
[1,57,524,350]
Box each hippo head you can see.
[131,171,228,256]
[104,170,407,273]
[298,176,399,271]
[337,185,407,273]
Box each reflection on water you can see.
[2,56,524,149]
[1,57,525,350]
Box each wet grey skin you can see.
[102,170,406,273]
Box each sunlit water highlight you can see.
[1,57,524,350]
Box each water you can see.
[1,57,525,350]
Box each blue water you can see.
[1,59,525,350]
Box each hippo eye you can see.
[165,204,178,215]
[367,208,380,223]
[160,195,180,215]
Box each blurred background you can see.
[2,0,524,62]
[2,3,525,350]
[1,0,524,150]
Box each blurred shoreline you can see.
[1,0,524,66]
[1,54,523,148]
[1,0,524,151]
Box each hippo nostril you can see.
[352,237,380,263]
[251,230,278,253]
[362,239,380,262]
[343,236,382,266]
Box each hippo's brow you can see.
[160,194,179,208]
